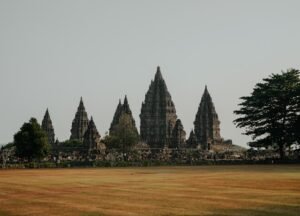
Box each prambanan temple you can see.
[41,66,235,154]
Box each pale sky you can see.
[1,0,300,147]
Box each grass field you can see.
[0,165,299,216]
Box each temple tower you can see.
[41,109,55,146]
[170,119,186,149]
[109,99,122,134]
[83,117,103,152]
[70,97,89,141]
[194,86,221,149]
[186,130,198,148]
[110,96,138,136]
[140,66,177,148]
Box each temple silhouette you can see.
[42,66,236,155]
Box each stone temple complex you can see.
[41,109,55,146]
[1,66,249,165]
[70,97,89,141]
[193,86,224,150]
[37,66,238,157]
[140,66,186,148]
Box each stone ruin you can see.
[110,95,138,136]
[193,85,225,150]
[70,97,89,141]
[39,66,241,161]
[140,66,186,149]
[42,108,55,147]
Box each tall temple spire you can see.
[109,99,123,134]
[140,66,177,148]
[70,97,89,141]
[194,86,221,150]
[109,95,138,135]
[42,108,55,146]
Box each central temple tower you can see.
[140,66,178,148]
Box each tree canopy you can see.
[103,113,139,152]
[14,118,50,161]
[234,69,300,158]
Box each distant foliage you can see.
[56,139,86,153]
[1,142,15,150]
[234,69,300,158]
[60,139,84,148]
[103,113,139,151]
[14,118,50,161]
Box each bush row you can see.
[2,158,300,169]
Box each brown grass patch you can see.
[0,165,299,216]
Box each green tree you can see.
[234,69,300,159]
[103,113,139,152]
[14,118,50,161]
[59,139,84,153]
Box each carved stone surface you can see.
[170,119,186,149]
[109,99,122,134]
[110,96,138,135]
[194,86,222,150]
[70,97,89,141]
[41,109,55,146]
[83,117,104,151]
[186,130,198,148]
[140,66,177,148]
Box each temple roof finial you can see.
[122,95,130,113]
[154,66,163,81]
[45,108,49,116]
[79,97,85,109]
[203,85,210,97]
[124,95,128,105]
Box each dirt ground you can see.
[0,165,299,216]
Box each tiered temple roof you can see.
[110,96,138,136]
[70,97,89,141]
[41,109,55,146]
[186,130,198,148]
[194,86,221,150]
[140,66,178,148]
[83,117,104,152]
[170,119,186,149]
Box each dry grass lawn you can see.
[0,165,299,216]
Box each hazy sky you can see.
[1,0,300,147]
